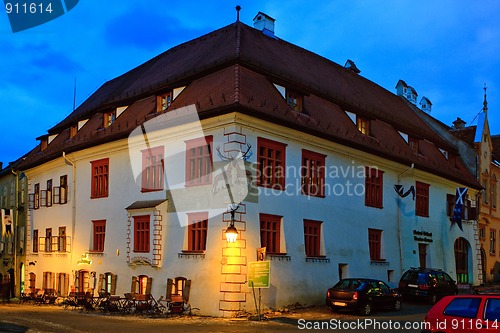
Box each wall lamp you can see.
[225,204,239,243]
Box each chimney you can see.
[452,117,467,129]
[253,12,275,37]
[344,59,360,74]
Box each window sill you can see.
[370,260,389,266]
[90,196,109,199]
[365,203,383,209]
[185,182,212,188]
[305,257,330,263]
[178,252,205,259]
[88,251,105,257]
[269,254,291,261]
[257,184,286,191]
[141,188,164,193]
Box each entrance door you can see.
[418,243,428,269]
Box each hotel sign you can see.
[248,260,270,288]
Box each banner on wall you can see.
[1,209,13,239]
[451,188,468,231]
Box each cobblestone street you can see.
[0,302,431,333]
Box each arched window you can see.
[454,237,469,283]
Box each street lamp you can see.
[225,204,239,243]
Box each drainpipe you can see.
[62,152,76,270]
[11,167,19,297]
[397,163,414,275]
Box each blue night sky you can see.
[1,0,499,165]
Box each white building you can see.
[18,13,481,316]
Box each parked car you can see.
[325,278,401,315]
[422,295,500,333]
[399,268,458,304]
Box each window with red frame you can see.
[365,167,384,208]
[134,215,150,252]
[257,138,287,190]
[304,219,322,257]
[142,146,164,192]
[185,136,213,186]
[92,220,106,252]
[301,150,326,197]
[368,228,383,261]
[91,158,109,198]
[187,212,208,252]
[260,213,282,254]
[416,181,430,217]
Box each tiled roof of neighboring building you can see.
[18,21,480,188]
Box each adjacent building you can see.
[0,159,28,299]
[11,13,483,315]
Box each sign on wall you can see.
[248,261,270,288]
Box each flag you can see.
[451,188,468,231]
[394,185,415,200]
[1,209,13,239]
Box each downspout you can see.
[62,152,76,272]
[11,167,19,297]
[397,163,414,275]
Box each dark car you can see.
[422,295,500,333]
[398,268,458,304]
[326,278,401,315]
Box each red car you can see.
[422,295,500,333]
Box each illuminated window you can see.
[357,117,369,135]
[91,158,109,198]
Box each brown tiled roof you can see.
[18,21,480,188]
[451,127,477,146]
[492,135,500,161]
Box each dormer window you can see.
[357,117,369,135]
[286,90,303,112]
[157,92,172,112]
[40,138,48,151]
[70,125,77,138]
[408,136,419,153]
[104,110,116,128]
